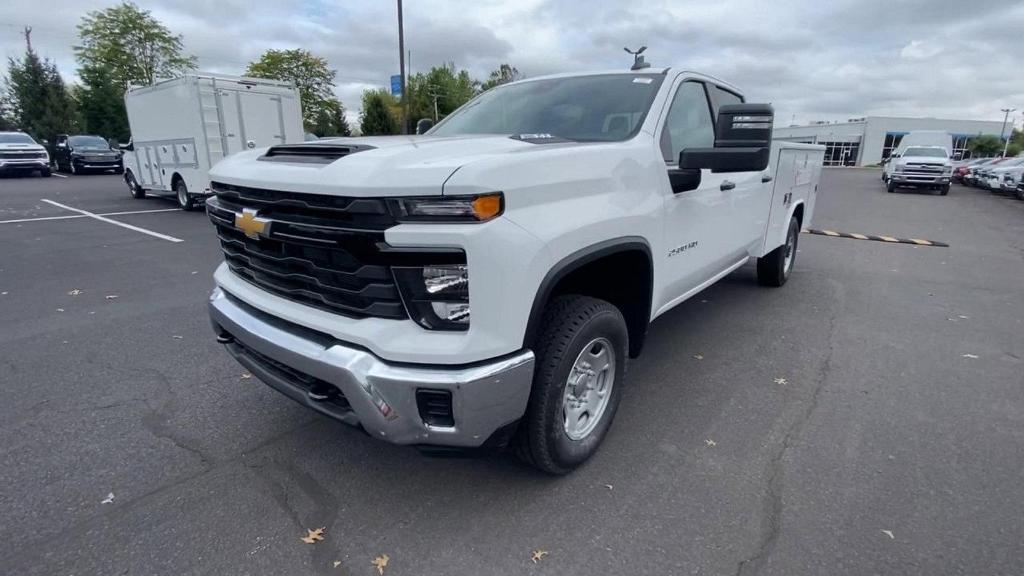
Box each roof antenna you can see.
[624,46,649,70]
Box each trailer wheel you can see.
[757,216,799,287]
[175,178,195,211]
[516,295,628,475]
[125,171,145,199]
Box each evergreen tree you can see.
[3,39,78,142]
[360,89,399,136]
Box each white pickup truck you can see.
[206,68,824,473]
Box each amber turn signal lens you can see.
[471,194,503,221]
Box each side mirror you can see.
[119,142,134,151]
[108,139,119,149]
[415,118,434,134]
[41,139,50,146]
[679,103,773,173]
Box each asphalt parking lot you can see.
[2,169,1023,575]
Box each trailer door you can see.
[237,91,288,150]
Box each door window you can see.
[709,85,743,115]
[660,82,715,163]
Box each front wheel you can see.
[887,181,896,193]
[757,216,799,287]
[175,179,195,211]
[516,295,628,475]
[125,171,145,199]
[40,167,52,178]
[940,184,950,196]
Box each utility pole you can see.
[999,108,1015,157]
[397,0,408,134]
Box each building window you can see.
[820,141,860,166]
[951,135,970,160]
[881,132,905,161]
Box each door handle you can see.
[761,174,773,183]
[720,180,736,191]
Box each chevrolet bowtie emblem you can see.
[235,208,270,239]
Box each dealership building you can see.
[773,116,1008,166]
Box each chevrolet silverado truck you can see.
[0,131,51,177]
[206,68,824,474]
[884,145,953,194]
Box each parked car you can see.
[965,158,1005,187]
[205,67,825,473]
[52,134,123,174]
[1018,170,1024,201]
[988,158,1024,194]
[884,146,953,194]
[0,131,51,177]
[952,157,988,184]
[975,157,1019,189]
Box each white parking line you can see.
[39,199,184,243]
[0,208,179,225]
[51,173,68,178]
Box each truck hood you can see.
[209,135,571,197]
[898,156,950,165]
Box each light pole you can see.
[397,0,408,134]
[999,107,1015,157]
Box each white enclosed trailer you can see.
[122,73,303,210]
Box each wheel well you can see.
[525,242,652,358]
[171,173,184,190]
[793,203,804,228]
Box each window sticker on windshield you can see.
[632,77,653,84]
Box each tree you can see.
[967,134,1005,157]
[403,64,479,129]
[246,49,349,136]
[3,39,79,142]
[75,64,130,142]
[360,89,399,135]
[481,64,522,91]
[75,1,196,90]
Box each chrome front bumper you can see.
[208,287,535,448]
[891,173,949,185]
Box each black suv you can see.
[52,134,123,175]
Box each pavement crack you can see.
[735,280,842,576]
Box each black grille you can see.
[208,182,407,319]
[0,151,45,159]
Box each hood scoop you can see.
[258,143,376,165]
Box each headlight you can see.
[389,193,503,223]
[393,263,470,331]
[894,163,905,173]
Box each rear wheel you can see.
[516,295,628,475]
[175,179,195,211]
[757,216,799,287]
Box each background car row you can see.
[0,130,122,177]
[953,156,1024,199]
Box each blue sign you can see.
[390,74,402,97]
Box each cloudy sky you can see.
[2,0,1023,128]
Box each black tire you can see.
[114,166,124,175]
[516,295,628,475]
[175,179,195,211]
[40,167,51,178]
[757,216,799,287]
[940,184,949,196]
[886,181,896,193]
[125,171,145,199]
[1015,188,1024,201]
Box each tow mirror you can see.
[679,103,773,173]
[416,118,434,134]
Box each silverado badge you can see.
[235,208,270,239]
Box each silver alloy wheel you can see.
[783,226,796,276]
[563,337,616,441]
[70,161,76,175]
[125,173,134,194]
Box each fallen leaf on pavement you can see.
[191,271,198,275]
[962,354,978,359]
[68,289,83,296]
[693,354,704,360]
[105,295,118,300]
[881,529,894,539]
[957,315,969,319]
[56,308,64,312]
[705,439,716,447]
[300,527,325,544]
[774,377,788,385]
[372,554,390,574]
[333,560,341,568]
[101,492,114,504]
[604,484,613,490]
[241,373,252,379]
[531,550,548,564]
[172,335,183,340]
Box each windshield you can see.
[70,135,110,148]
[903,147,947,158]
[0,133,37,145]
[430,74,665,142]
